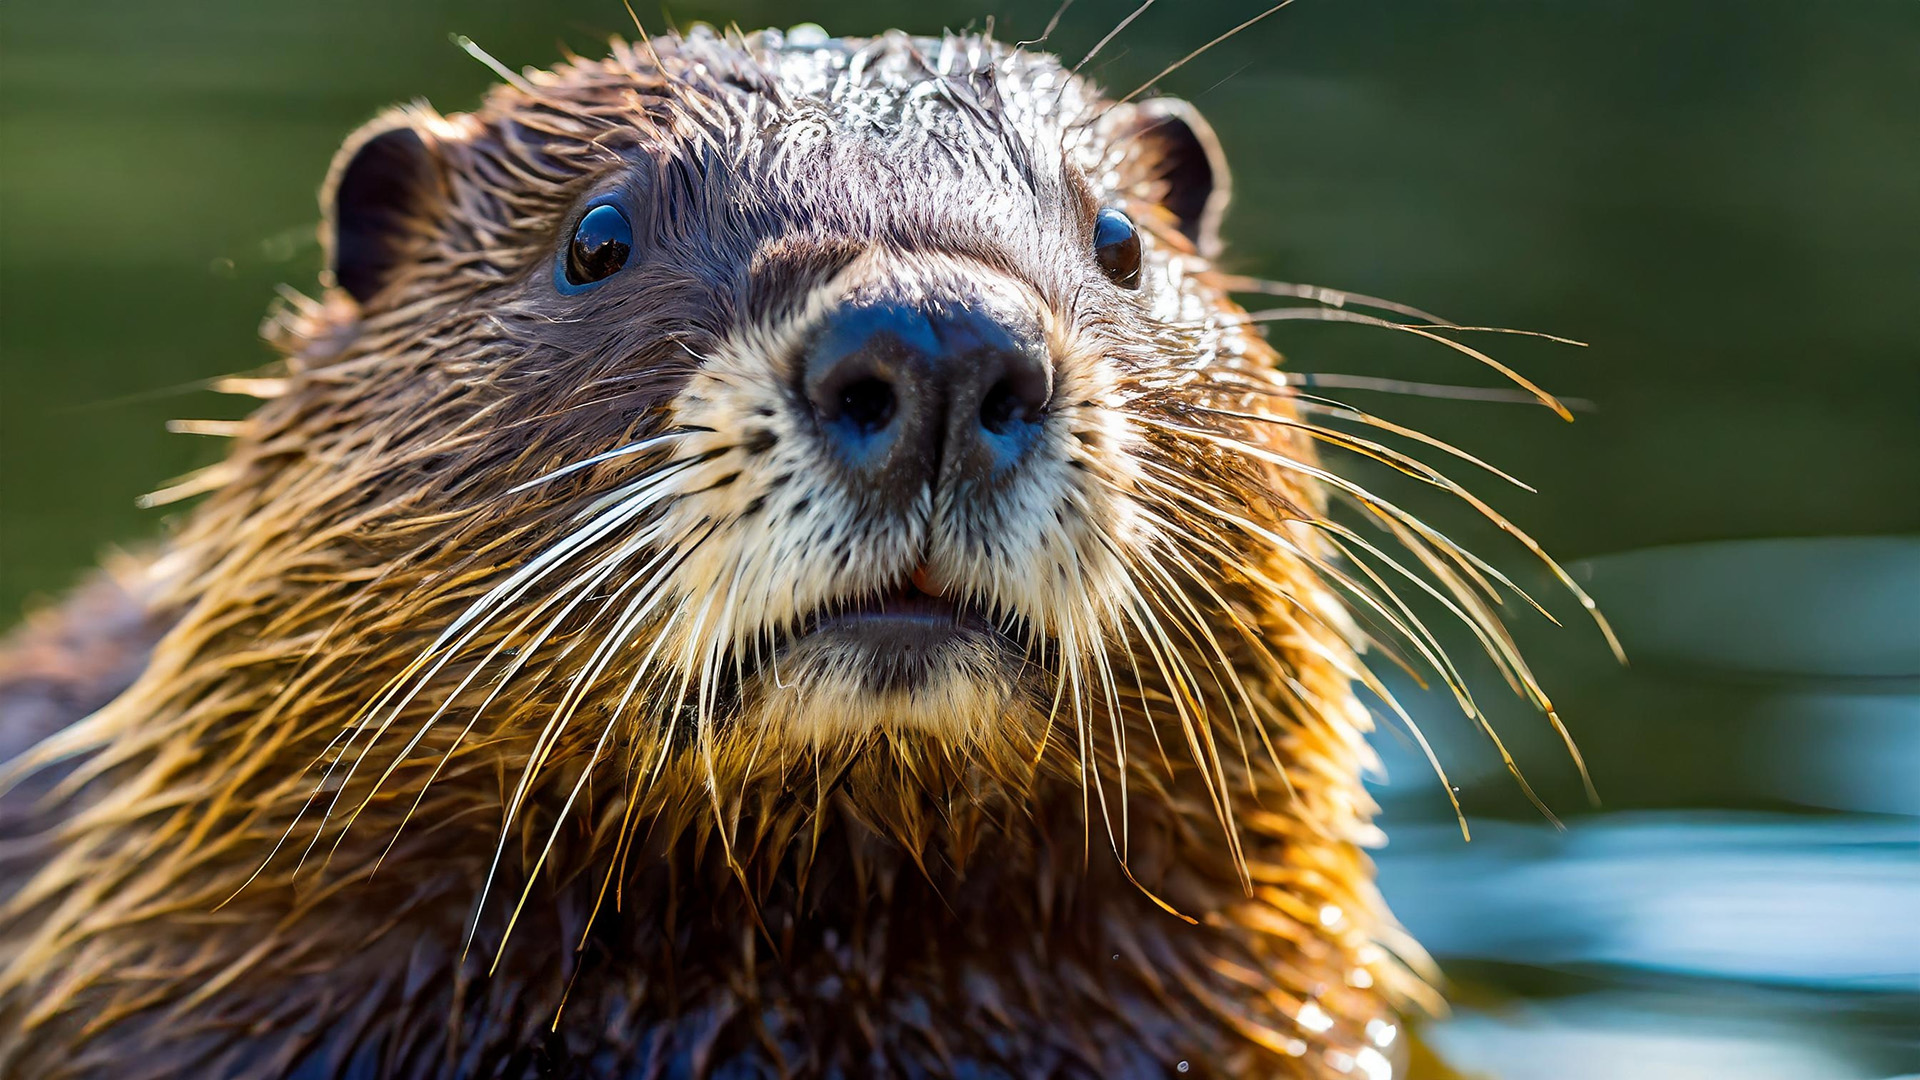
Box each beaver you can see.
[0,22,1601,1080]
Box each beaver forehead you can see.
[515,28,1117,238]
[632,31,1113,241]
[665,27,1097,159]
[707,145,1087,306]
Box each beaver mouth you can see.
[801,574,991,642]
[782,568,1010,692]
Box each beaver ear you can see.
[1125,98,1232,259]
[322,110,451,305]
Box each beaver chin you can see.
[752,575,1028,744]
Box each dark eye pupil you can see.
[565,203,632,286]
[1093,208,1142,289]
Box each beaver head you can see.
[0,25,1601,1079]
[305,28,1252,758]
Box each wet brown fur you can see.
[0,25,1599,1080]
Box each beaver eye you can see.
[1093,208,1142,290]
[562,203,632,288]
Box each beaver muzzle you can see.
[771,295,1050,691]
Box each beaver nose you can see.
[801,301,1051,499]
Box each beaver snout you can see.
[800,300,1052,505]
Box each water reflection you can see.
[1369,538,1920,1078]
[1424,992,1891,1080]
[1382,814,1918,991]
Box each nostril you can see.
[979,379,1022,435]
[977,360,1049,438]
[838,377,896,435]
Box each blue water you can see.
[1367,539,1919,1078]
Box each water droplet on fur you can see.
[1296,1000,1334,1033]
[786,22,829,46]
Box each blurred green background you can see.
[2,2,1915,1077]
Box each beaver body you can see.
[0,25,1585,1078]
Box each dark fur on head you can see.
[0,24,1603,1079]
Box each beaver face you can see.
[301,27,1272,761]
[526,39,1227,751]
[655,179,1152,745]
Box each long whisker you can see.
[1186,401,1562,629]
[1236,307,1579,419]
[1086,602,1131,860]
[506,430,693,494]
[1115,542,1250,878]
[1126,525,1311,805]
[1290,374,1594,410]
[1137,414,1618,657]
[1134,464,1485,727]
[1134,474,1492,832]
[488,536,704,970]
[1118,0,1300,105]
[1127,460,1374,647]
[292,459,697,875]
[1112,580,1228,854]
[1135,447,1572,824]
[595,534,720,923]
[1243,306,1589,348]
[1217,274,1454,325]
[1017,0,1075,49]
[1086,540,1215,803]
[469,523,714,960]
[1187,400,1536,492]
[1074,0,1156,73]
[372,525,692,876]
[1126,540,1263,790]
[1061,605,1099,867]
